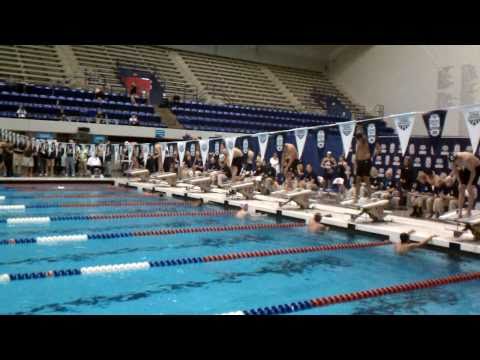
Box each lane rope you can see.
[224,272,480,315]
[15,200,202,209]
[0,239,390,282]
[0,222,305,246]
[0,210,237,225]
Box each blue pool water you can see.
[0,183,480,315]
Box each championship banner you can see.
[160,143,167,165]
[316,129,327,159]
[114,144,120,163]
[394,115,416,156]
[242,138,249,155]
[463,107,480,154]
[367,123,377,153]
[224,137,237,166]
[199,139,209,166]
[142,144,150,166]
[422,109,447,151]
[338,121,356,156]
[257,133,269,161]
[177,141,186,164]
[294,128,308,159]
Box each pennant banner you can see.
[224,137,237,166]
[463,107,480,154]
[199,139,209,166]
[338,121,356,156]
[294,129,308,159]
[423,109,447,151]
[394,115,416,156]
[177,141,186,165]
[316,129,327,159]
[257,133,269,162]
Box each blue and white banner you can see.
[422,109,447,151]
[242,138,249,154]
[275,134,284,152]
[463,107,480,154]
[367,123,376,145]
[189,142,196,157]
[257,133,269,161]
[199,139,209,166]
[338,121,356,156]
[160,143,167,165]
[394,115,415,156]
[114,144,120,162]
[294,128,308,159]
[177,141,186,164]
[224,137,237,166]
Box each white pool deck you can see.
[1,177,479,256]
[115,178,480,256]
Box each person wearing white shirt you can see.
[87,153,103,177]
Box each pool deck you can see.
[114,178,480,256]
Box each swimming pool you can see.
[0,183,479,315]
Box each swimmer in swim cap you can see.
[394,230,437,255]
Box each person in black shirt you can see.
[0,145,5,176]
[207,154,220,171]
[337,155,349,188]
[65,140,76,177]
[55,145,64,176]
[301,163,320,190]
[4,143,14,177]
[410,171,434,218]
[38,143,47,176]
[129,82,137,104]
[103,141,113,177]
[46,142,56,177]
[146,153,156,174]
[432,175,459,218]
[254,157,266,177]
[193,151,204,174]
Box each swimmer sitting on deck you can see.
[395,230,437,255]
[307,213,329,233]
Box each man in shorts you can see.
[449,152,480,218]
[354,132,372,203]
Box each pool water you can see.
[0,183,480,315]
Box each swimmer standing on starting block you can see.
[307,213,330,233]
[395,230,437,255]
[449,152,480,218]
[354,132,372,204]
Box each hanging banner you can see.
[394,115,416,156]
[160,143,167,165]
[142,143,150,166]
[316,129,327,159]
[199,139,209,166]
[177,141,186,165]
[242,138,249,154]
[189,142,196,157]
[257,133,269,161]
[275,135,284,152]
[422,109,447,151]
[463,107,480,154]
[294,128,308,159]
[114,144,120,162]
[224,137,237,166]
[338,121,356,156]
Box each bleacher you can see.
[267,64,366,118]
[0,81,165,127]
[0,45,66,86]
[170,101,393,135]
[70,45,196,99]
[177,50,294,110]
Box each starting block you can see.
[125,169,150,182]
[343,199,390,223]
[440,211,480,241]
[230,182,256,200]
[279,190,313,209]
[188,177,213,193]
[150,173,177,187]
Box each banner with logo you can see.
[394,115,416,156]
[422,109,447,151]
[294,128,308,159]
[338,121,356,156]
[257,133,269,161]
[224,137,237,166]
[463,107,480,154]
[177,141,186,164]
[199,139,209,166]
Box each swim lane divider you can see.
[0,239,388,282]
[1,210,237,225]
[20,200,202,209]
[0,222,305,246]
[222,272,480,315]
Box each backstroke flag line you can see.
[199,139,209,166]
[294,129,308,159]
[394,115,416,156]
[257,133,269,161]
[338,121,356,156]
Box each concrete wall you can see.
[162,45,328,72]
[328,45,480,137]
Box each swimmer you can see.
[307,213,329,233]
[235,204,249,219]
[449,152,480,218]
[190,199,203,208]
[394,230,437,255]
[281,143,300,175]
[354,132,372,203]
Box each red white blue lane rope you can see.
[0,210,237,224]
[224,272,480,315]
[0,222,305,246]
[14,200,201,209]
[0,239,387,283]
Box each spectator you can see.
[65,140,76,177]
[321,151,337,189]
[103,141,113,177]
[301,163,320,191]
[95,87,105,101]
[337,155,350,188]
[146,153,156,174]
[269,153,280,175]
[129,113,138,126]
[46,142,56,177]
[4,144,14,177]
[77,146,88,177]
[16,105,27,118]
[96,109,105,124]
[87,152,103,177]
[253,157,266,176]
[129,82,137,104]
[12,141,25,176]
[22,143,34,177]
[38,142,48,176]
[0,145,5,176]
[55,145,65,176]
